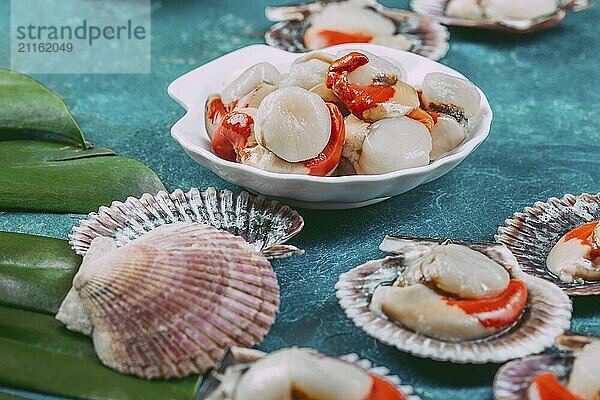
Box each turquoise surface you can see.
[1,0,599,399]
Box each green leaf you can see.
[0,140,166,213]
[0,231,81,315]
[0,305,199,400]
[0,69,86,147]
[0,390,26,399]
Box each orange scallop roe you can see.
[527,372,584,400]
[305,29,374,49]
[564,221,600,260]
[565,221,598,242]
[366,374,407,400]
[444,279,528,329]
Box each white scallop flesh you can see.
[360,80,419,123]
[342,114,369,164]
[546,223,600,283]
[485,0,557,20]
[422,72,481,119]
[430,115,468,160]
[254,87,331,162]
[357,117,431,175]
[335,49,407,85]
[311,0,395,36]
[292,50,335,65]
[567,341,600,399]
[309,83,343,106]
[221,63,282,105]
[370,283,491,341]
[235,83,278,110]
[399,243,510,299]
[445,0,484,19]
[370,34,413,52]
[233,348,373,400]
[242,144,309,175]
[235,108,307,176]
[280,58,331,90]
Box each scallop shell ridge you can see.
[335,236,573,363]
[71,222,280,379]
[495,193,600,296]
[69,187,304,259]
[493,353,574,399]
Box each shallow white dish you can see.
[167,44,493,209]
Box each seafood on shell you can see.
[198,347,420,400]
[56,222,280,379]
[546,221,600,283]
[370,238,526,341]
[496,193,600,295]
[336,236,572,363]
[411,0,592,33]
[205,49,482,176]
[446,0,558,20]
[265,0,450,61]
[303,0,412,52]
[494,334,600,400]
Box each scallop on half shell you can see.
[335,236,572,363]
[265,0,449,61]
[69,187,304,260]
[494,333,598,400]
[410,0,591,33]
[496,193,600,296]
[56,222,281,379]
[196,347,422,400]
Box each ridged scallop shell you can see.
[410,0,591,33]
[265,0,450,61]
[493,353,574,399]
[69,187,304,260]
[197,347,422,400]
[495,193,600,296]
[57,222,280,379]
[335,236,573,363]
[494,333,599,399]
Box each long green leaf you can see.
[0,140,165,213]
[0,390,25,399]
[0,231,81,315]
[0,69,86,147]
[0,306,199,400]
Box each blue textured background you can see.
[0,1,599,399]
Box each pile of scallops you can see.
[205,49,482,176]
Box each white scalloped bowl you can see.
[168,44,493,209]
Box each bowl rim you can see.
[167,43,493,185]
